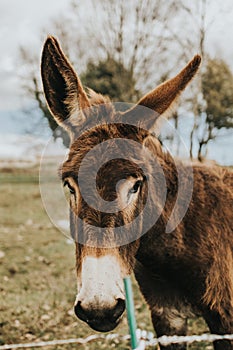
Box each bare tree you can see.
[19,0,186,146]
[187,0,208,160]
[149,1,206,158]
[156,0,208,159]
[21,0,232,160]
[169,0,233,160]
[64,0,183,91]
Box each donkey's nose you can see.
[74,298,125,331]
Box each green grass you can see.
[0,166,211,349]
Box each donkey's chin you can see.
[87,315,123,332]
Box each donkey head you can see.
[41,36,201,332]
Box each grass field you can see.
[0,165,212,349]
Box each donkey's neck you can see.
[136,145,188,267]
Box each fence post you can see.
[123,277,139,349]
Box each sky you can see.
[0,0,232,164]
[1,0,233,110]
[0,0,69,110]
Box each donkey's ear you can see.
[41,36,90,135]
[122,55,201,130]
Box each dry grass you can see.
[0,166,211,349]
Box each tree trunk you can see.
[197,141,204,161]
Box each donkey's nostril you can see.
[74,301,89,323]
[112,298,125,321]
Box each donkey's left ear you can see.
[41,36,90,136]
[122,55,201,130]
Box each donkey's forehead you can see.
[61,123,149,178]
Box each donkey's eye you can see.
[129,180,142,194]
[64,181,75,195]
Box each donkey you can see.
[41,36,233,350]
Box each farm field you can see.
[0,165,212,349]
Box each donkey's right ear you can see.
[41,36,90,135]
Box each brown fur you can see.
[41,36,233,350]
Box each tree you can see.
[162,0,208,159]
[81,58,140,103]
[19,0,184,146]
[197,58,233,160]
[171,0,233,161]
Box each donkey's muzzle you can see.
[74,298,125,332]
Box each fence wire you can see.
[1,331,233,349]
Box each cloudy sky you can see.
[0,0,233,111]
[0,0,69,110]
[0,0,232,164]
